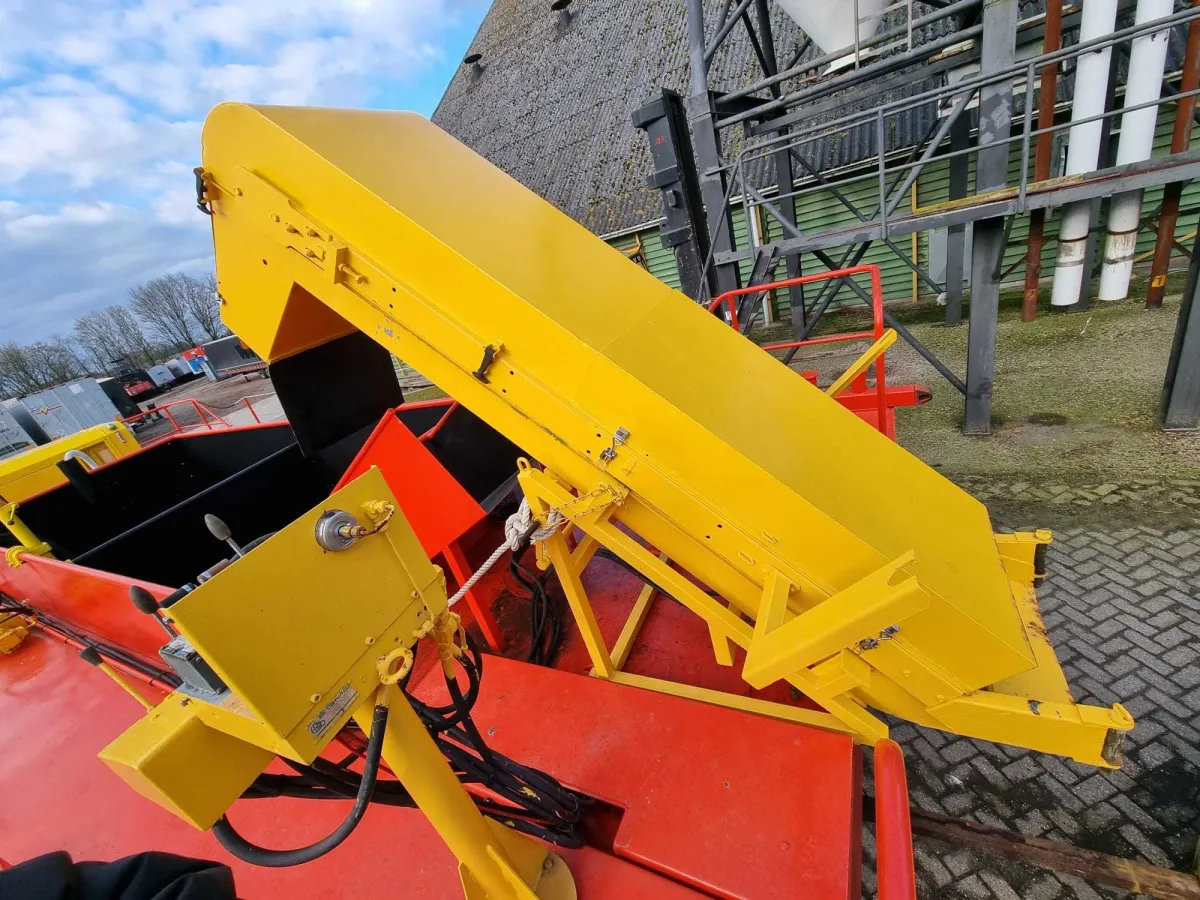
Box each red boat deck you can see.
[0,611,861,899]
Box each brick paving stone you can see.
[865,526,1200,899]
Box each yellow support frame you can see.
[516,466,1134,765]
[1,501,54,567]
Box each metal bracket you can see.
[473,344,502,384]
[193,167,213,216]
[598,426,630,466]
[743,552,926,689]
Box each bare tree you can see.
[183,273,226,342]
[129,273,201,350]
[0,337,86,397]
[0,342,39,396]
[74,305,155,372]
[25,338,85,386]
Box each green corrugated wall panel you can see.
[643,232,683,290]
[610,103,1200,309]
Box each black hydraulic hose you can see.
[0,599,181,687]
[213,702,389,867]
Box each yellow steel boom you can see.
[198,103,1131,767]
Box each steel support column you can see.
[964,0,1018,435]
[944,113,972,326]
[752,0,805,331]
[1147,0,1200,309]
[775,144,806,332]
[1160,230,1200,429]
[686,0,742,298]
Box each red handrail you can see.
[419,401,460,443]
[121,398,232,445]
[708,265,889,433]
[874,739,918,900]
[242,396,261,423]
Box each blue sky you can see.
[0,0,490,344]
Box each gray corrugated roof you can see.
[432,1,1190,236]
[433,0,828,235]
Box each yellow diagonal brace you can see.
[605,551,665,673]
[522,466,890,743]
[581,516,889,743]
[754,568,792,640]
[825,329,898,399]
[709,622,734,667]
[542,529,615,680]
[743,551,925,689]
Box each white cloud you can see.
[153,185,205,226]
[6,202,129,238]
[0,201,214,341]
[0,0,486,343]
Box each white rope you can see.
[448,499,562,607]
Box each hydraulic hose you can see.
[212,702,389,867]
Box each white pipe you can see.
[1098,0,1174,301]
[1051,0,1120,307]
[63,449,99,471]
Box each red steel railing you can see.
[121,396,274,446]
[708,265,889,433]
[122,398,243,447]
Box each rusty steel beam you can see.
[1147,0,1200,309]
[1022,0,1063,322]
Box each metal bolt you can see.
[410,590,420,599]
[365,636,375,645]
[310,693,321,704]
[542,857,554,873]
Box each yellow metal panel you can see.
[168,467,434,751]
[99,696,274,830]
[0,422,138,503]
[994,530,1053,587]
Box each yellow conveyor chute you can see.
[198,103,1131,767]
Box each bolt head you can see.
[310,692,321,704]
